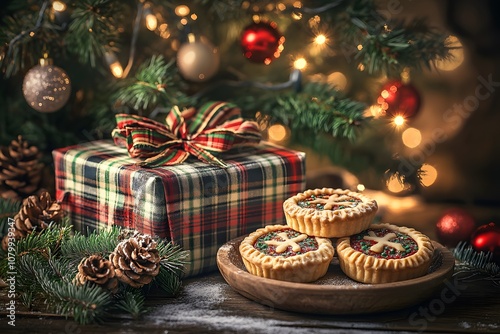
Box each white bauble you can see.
[176,37,220,82]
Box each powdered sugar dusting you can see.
[146,279,338,333]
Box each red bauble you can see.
[241,21,283,64]
[470,222,500,263]
[435,208,476,247]
[377,80,421,118]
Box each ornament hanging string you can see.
[112,101,262,168]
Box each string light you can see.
[421,164,438,186]
[174,5,190,17]
[142,3,157,31]
[314,34,327,45]
[435,35,464,71]
[104,52,123,78]
[52,0,66,12]
[402,127,421,148]
[386,175,411,194]
[357,184,365,192]
[366,105,385,118]
[327,72,348,91]
[293,57,307,70]
[267,124,290,143]
[393,115,406,127]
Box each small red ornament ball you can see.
[241,21,284,64]
[470,223,500,263]
[377,80,421,119]
[435,208,476,247]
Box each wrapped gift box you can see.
[53,140,305,276]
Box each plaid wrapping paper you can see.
[53,140,305,276]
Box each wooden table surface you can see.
[0,268,499,334]
[1,198,500,333]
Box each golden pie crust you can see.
[336,223,434,284]
[283,188,378,238]
[239,224,334,283]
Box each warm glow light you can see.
[315,34,327,45]
[268,124,289,142]
[291,12,302,20]
[386,176,407,193]
[380,89,390,99]
[421,164,438,187]
[52,1,66,12]
[357,44,363,51]
[110,62,123,78]
[357,184,365,192]
[105,52,123,78]
[145,14,158,31]
[293,58,307,70]
[367,105,385,118]
[175,5,190,17]
[277,3,286,11]
[293,1,303,8]
[435,35,464,71]
[357,63,365,71]
[393,115,406,127]
[327,72,347,91]
[180,18,188,25]
[191,13,197,20]
[402,127,422,148]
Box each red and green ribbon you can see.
[112,101,262,167]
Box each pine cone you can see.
[109,234,161,288]
[13,191,63,238]
[1,229,24,252]
[74,255,119,294]
[0,135,44,201]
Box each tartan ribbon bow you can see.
[112,101,262,168]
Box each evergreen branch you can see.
[15,224,72,257]
[356,20,450,75]
[454,241,500,278]
[0,198,21,238]
[114,55,191,113]
[260,82,368,141]
[60,226,122,266]
[65,0,124,67]
[156,240,190,275]
[0,1,64,76]
[151,265,183,297]
[114,289,146,319]
[17,253,112,324]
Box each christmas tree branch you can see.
[113,55,192,114]
[65,0,124,68]
[254,82,368,141]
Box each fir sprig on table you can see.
[0,224,189,324]
[453,241,500,286]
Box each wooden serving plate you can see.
[217,237,455,314]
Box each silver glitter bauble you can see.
[176,35,220,82]
[22,59,71,113]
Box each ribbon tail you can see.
[185,142,228,168]
[138,148,189,167]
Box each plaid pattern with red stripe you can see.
[53,140,305,276]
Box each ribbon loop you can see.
[112,101,262,167]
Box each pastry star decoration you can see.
[363,231,405,253]
[308,194,357,210]
[265,232,308,253]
